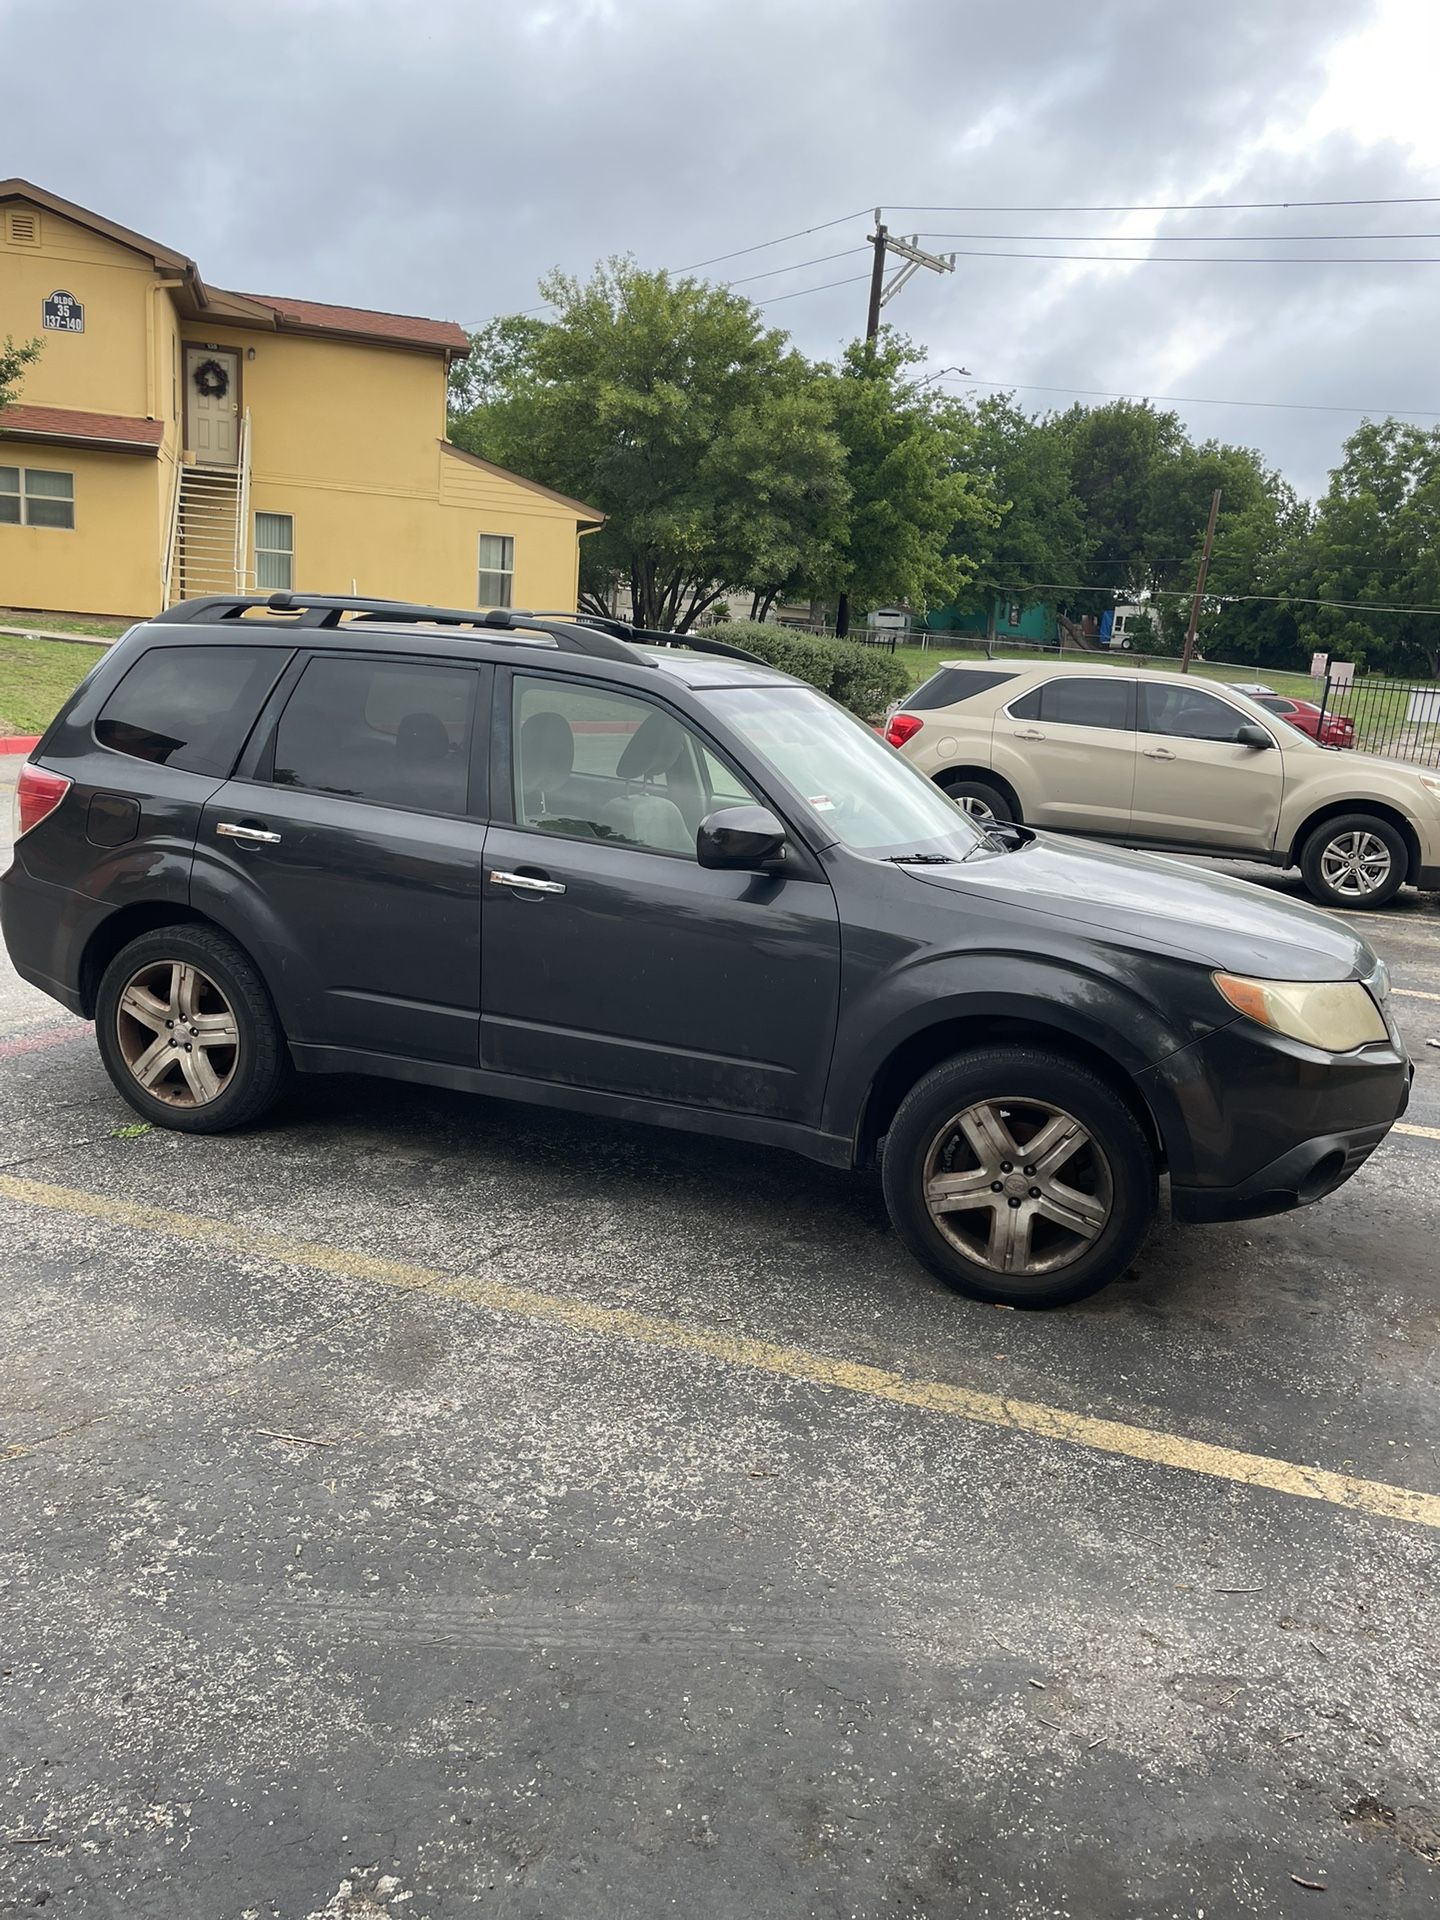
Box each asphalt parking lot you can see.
[2,760,1437,1920]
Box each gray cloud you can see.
[6,0,1435,491]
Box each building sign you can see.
[42,290,84,333]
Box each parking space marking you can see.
[0,1020,92,1060]
[1393,988,1440,1002]
[3,1170,1438,1533]
[1395,1121,1440,1142]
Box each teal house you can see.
[926,595,1056,644]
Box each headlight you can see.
[1213,972,1389,1051]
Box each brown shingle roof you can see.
[0,405,164,452]
[231,292,469,354]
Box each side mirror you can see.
[696,805,787,871]
[1235,724,1274,749]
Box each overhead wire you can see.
[884,195,1440,212]
[941,375,1440,419]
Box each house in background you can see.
[0,180,602,620]
[925,594,1057,646]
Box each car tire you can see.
[880,1048,1156,1309]
[1299,813,1407,910]
[938,775,1016,826]
[95,925,290,1134]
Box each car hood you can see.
[905,833,1374,981]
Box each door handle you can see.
[216,821,282,844]
[490,869,566,896]
[1142,747,1177,760]
[1015,728,1046,741]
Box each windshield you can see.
[710,684,985,859]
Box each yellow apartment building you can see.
[0,181,602,620]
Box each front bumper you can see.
[1141,1017,1412,1226]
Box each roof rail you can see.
[150,591,646,663]
[541,611,763,665]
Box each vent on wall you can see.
[5,208,41,246]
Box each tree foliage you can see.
[0,335,42,417]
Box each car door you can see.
[1131,683,1284,852]
[192,649,489,1066]
[994,675,1138,833]
[479,669,842,1124]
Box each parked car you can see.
[887,661,1440,909]
[1244,691,1355,750]
[2,593,1412,1309]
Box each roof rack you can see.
[151,591,646,663]
[534,611,762,664]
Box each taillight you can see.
[886,712,924,749]
[15,763,72,838]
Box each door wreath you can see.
[192,357,230,399]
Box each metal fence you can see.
[1315,673,1440,768]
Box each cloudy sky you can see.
[8,0,1440,493]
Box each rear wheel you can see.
[938,775,1015,826]
[96,925,289,1133]
[881,1049,1156,1308]
[1299,813,1407,910]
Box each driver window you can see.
[511,676,757,856]
[1139,685,1251,743]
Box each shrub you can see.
[705,621,912,720]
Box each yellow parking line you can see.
[2,1171,1438,1533]
[1396,1122,1440,1142]
[1393,988,1440,1002]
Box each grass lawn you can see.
[0,635,104,735]
[0,607,133,641]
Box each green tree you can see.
[449,260,848,630]
[1295,420,1440,677]
[822,335,996,634]
[447,314,549,414]
[0,335,43,417]
[949,395,1084,633]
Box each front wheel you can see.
[95,924,290,1133]
[1299,813,1407,910]
[881,1049,1156,1308]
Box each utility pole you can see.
[1179,488,1222,673]
[835,210,957,638]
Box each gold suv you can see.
[888,660,1440,909]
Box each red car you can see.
[1251,693,1354,749]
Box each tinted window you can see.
[1039,678,1132,730]
[512,676,756,857]
[1140,685,1251,742]
[906,667,1017,710]
[1254,696,1295,716]
[272,656,477,815]
[1008,678,1131,729]
[95,645,284,774]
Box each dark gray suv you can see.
[1,593,1413,1308]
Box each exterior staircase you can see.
[163,410,251,607]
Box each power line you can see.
[945,375,1440,419]
[945,247,1440,265]
[753,272,874,308]
[669,207,873,274]
[914,229,1440,243]
[721,246,870,290]
[987,582,1440,615]
[885,195,1440,213]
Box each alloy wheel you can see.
[1319,830,1392,899]
[922,1097,1113,1276]
[115,959,241,1108]
[955,794,997,824]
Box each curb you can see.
[0,737,41,756]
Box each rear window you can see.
[94,644,285,774]
[905,667,1017,710]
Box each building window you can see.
[478,533,514,608]
[255,511,294,590]
[0,465,75,529]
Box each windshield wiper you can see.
[885,852,956,865]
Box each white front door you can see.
[184,347,241,466]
